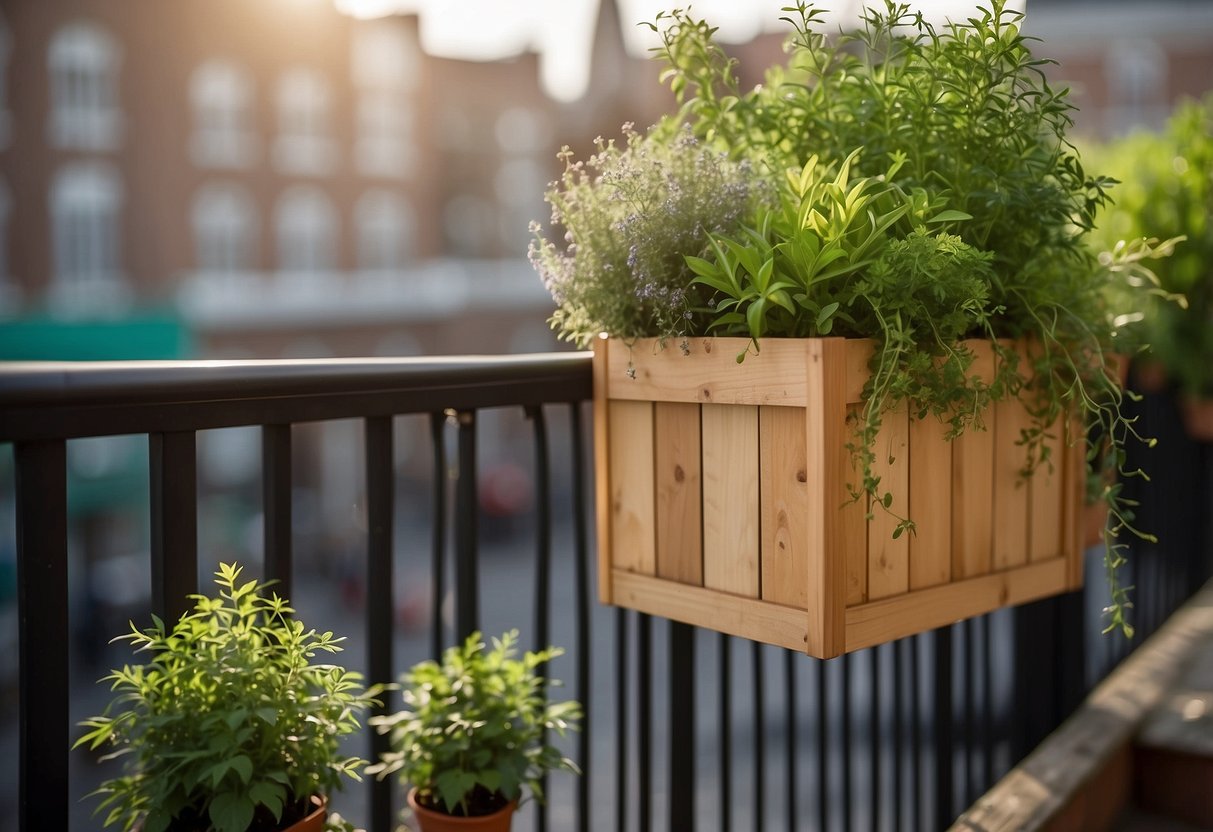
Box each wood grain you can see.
[760,405,808,608]
[909,413,953,589]
[607,399,656,576]
[655,402,703,585]
[702,403,760,597]
[952,341,996,579]
[868,403,910,599]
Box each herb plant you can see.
[1089,95,1211,397]
[532,0,1174,634]
[75,563,378,832]
[368,630,581,818]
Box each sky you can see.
[332,0,1028,102]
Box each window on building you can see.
[50,161,129,314]
[48,20,123,151]
[355,90,413,179]
[192,182,257,273]
[1105,39,1168,135]
[275,185,336,272]
[189,60,256,169]
[273,68,337,176]
[356,189,414,272]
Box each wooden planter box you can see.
[593,337,1085,658]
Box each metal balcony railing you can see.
[1,354,1209,832]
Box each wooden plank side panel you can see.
[844,405,869,606]
[655,402,703,585]
[593,339,613,603]
[607,400,656,576]
[613,570,811,654]
[702,404,760,597]
[760,405,808,608]
[909,413,953,590]
[805,338,849,658]
[868,404,910,600]
[845,557,1069,651]
[993,395,1032,571]
[1064,418,1087,590]
[952,341,996,580]
[608,338,809,407]
[1029,415,1066,562]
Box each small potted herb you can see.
[368,630,581,831]
[74,562,378,832]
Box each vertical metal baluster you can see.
[842,653,852,832]
[639,614,652,832]
[720,634,733,832]
[753,641,765,832]
[818,658,828,832]
[262,423,292,599]
[616,609,629,832]
[872,646,881,832]
[570,404,591,832]
[963,619,976,805]
[669,621,696,832]
[429,412,447,659]
[981,617,994,789]
[893,640,903,832]
[16,439,69,832]
[365,416,394,832]
[528,405,552,832]
[933,627,954,829]
[454,411,479,641]
[909,638,922,832]
[149,431,198,623]
[785,650,797,832]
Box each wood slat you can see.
[612,570,811,654]
[993,389,1031,572]
[868,404,910,599]
[607,399,656,575]
[593,339,614,603]
[702,403,760,597]
[844,405,869,605]
[909,413,953,590]
[1029,415,1065,562]
[655,402,703,585]
[1064,418,1087,590]
[952,341,996,579]
[760,405,808,607]
[805,337,849,658]
[845,557,1069,651]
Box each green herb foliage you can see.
[368,630,581,818]
[74,563,377,832]
[1090,95,1212,396]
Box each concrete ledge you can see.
[950,581,1213,832]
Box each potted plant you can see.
[1089,94,1213,440]
[530,0,1172,650]
[74,562,379,832]
[368,630,581,832]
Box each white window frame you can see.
[272,68,337,176]
[192,182,258,274]
[355,189,414,272]
[47,20,123,151]
[49,161,130,315]
[189,59,257,169]
[275,185,337,273]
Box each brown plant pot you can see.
[1181,396,1213,443]
[1084,502,1109,549]
[408,789,516,832]
[132,795,326,832]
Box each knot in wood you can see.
[673,464,685,483]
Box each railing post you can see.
[454,410,479,641]
[933,627,954,828]
[262,423,293,599]
[668,620,695,831]
[149,431,198,623]
[16,439,69,832]
[365,416,394,832]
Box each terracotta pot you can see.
[1181,396,1213,443]
[132,795,326,832]
[1132,359,1168,393]
[1084,502,1109,549]
[407,788,516,832]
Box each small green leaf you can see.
[926,209,973,223]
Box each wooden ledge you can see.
[949,580,1213,832]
